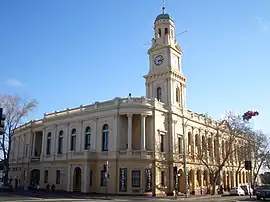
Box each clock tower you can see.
[144,7,187,109]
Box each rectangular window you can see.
[160,135,164,152]
[44,170,48,183]
[178,137,183,154]
[56,170,61,184]
[100,170,106,186]
[132,170,141,188]
[161,171,165,186]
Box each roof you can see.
[155,13,173,23]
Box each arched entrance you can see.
[30,169,40,188]
[73,167,82,192]
[197,170,201,188]
[178,169,185,193]
[189,170,195,194]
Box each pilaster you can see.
[127,113,133,151]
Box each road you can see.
[0,193,261,202]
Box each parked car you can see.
[240,185,253,195]
[229,187,245,196]
[256,185,270,200]
[0,184,14,192]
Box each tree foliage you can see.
[196,111,251,195]
[250,130,270,186]
[0,94,38,184]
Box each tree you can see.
[0,94,38,184]
[234,142,249,187]
[250,130,270,186]
[196,111,250,195]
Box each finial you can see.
[162,0,166,14]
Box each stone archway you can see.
[223,171,226,188]
[178,169,185,193]
[73,167,82,192]
[203,170,208,187]
[197,170,201,188]
[230,171,234,188]
[189,170,195,194]
[30,169,40,188]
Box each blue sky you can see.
[0,0,269,133]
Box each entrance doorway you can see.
[73,167,82,192]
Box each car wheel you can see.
[257,195,261,200]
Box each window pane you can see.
[132,170,141,188]
[102,131,108,151]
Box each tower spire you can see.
[162,0,166,14]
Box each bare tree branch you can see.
[0,94,38,184]
[196,111,251,195]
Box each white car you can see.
[230,187,245,196]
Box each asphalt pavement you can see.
[0,192,260,202]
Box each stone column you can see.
[141,114,147,150]
[127,114,133,150]
[65,123,70,160]
[80,121,83,152]
[32,132,36,157]
[83,164,89,193]
[53,125,57,160]
[41,129,46,160]
[92,118,97,151]
[67,165,71,192]
[113,115,118,151]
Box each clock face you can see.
[154,55,164,66]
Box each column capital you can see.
[141,113,147,118]
[127,113,133,118]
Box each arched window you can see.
[58,131,63,154]
[165,28,168,35]
[176,87,180,103]
[84,126,91,150]
[157,87,162,101]
[70,128,76,151]
[158,28,161,38]
[188,132,192,145]
[46,132,52,155]
[102,124,109,151]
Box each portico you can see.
[119,113,153,152]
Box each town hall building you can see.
[9,7,251,196]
